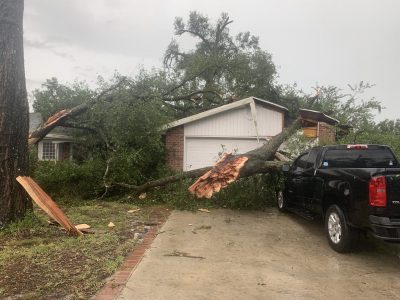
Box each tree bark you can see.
[0,0,30,226]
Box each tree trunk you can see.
[0,0,30,226]
[117,119,300,196]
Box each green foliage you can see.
[32,77,93,119]
[33,160,105,198]
[151,173,283,211]
[164,11,279,116]
[214,174,283,210]
[32,71,174,198]
[339,119,400,158]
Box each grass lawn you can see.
[0,198,169,299]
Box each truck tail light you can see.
[347,144,368,150]
[369,176,387,207]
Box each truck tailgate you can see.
[381,169,400,217]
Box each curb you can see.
[94,208,171,300]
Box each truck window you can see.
[293,153,309,172]
[306,148,320,168]
[321,149,399,168]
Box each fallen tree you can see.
[116,118,300,197]
[28,80,127,146]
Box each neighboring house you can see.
[164,97,288,171]
[299,109,339,143]
[29,112,74,161]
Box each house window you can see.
[42,142,56,160]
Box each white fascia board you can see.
[163,96,289,131]
[253,97,289,112]
[163,97,254,130]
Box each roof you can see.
[299,109,339,125]
[165,97,288,130]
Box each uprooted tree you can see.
[0,0,30,226]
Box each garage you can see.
[164,97,287,171]
[185,137,266,170]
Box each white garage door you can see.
[185,138,266,171]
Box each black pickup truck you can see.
[279,144,400,252]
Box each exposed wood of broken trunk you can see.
[188,118,301,198]
[118,119,300,196]
[16,176,82,236]
[28,104,89,146]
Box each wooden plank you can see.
[16,176,82,236]
[26,177,81,236]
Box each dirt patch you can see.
[0,200,169,299]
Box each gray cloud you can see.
[24,0,400,120]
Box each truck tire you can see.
[325,205,354,253]
[277,190,287,212]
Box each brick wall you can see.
[319,122,336,143]
[165,126,184,171]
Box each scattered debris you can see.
[134,233,143,240]
[75,224,91,230]
[47,220,60,227]
[144,222,160,226]
[198,208,210,213]
[194,225,212,230]
[224,217,232,223]
[128,208,141,213]
[164,250,205,259]
[108,222,115,228]
[16,176,82,236]
[139,192,147,200]
[257,283,267,286]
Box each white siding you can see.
[184,104,283,138]
[255,105,283,136]
[182,102,283,170]
[185,137,267,170]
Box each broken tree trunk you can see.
[28,79,126,146]
[28,104,89,146]
[118,118,300,197]
[188,118,301,198]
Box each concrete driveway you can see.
[118,208,400,300]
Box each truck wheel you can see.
[325,205,354,253]
[277,190,287,212]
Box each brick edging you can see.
[94,209,171,300]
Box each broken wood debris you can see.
[128,208,141,213]
[16,176,82,236]
[189,153,248,198]
[198,208,210,213]
[108,222,115,228]
[75,224,91,230]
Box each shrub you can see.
[33,159,105,199]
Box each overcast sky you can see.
[24,0,400,121]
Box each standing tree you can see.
[0,0,30,226]
[163,11,279,116]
